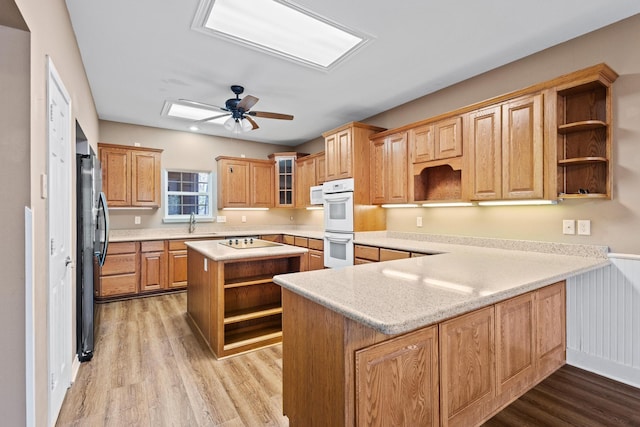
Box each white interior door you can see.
[47,57,73,426]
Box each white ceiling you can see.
[65,0,640,146]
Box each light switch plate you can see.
[216,215,226,223]
[563,219,575,235]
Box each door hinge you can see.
[50,238,55,255]
[50,372,56,390]
[50,104,53,122]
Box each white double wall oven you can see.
[323,178,355,268]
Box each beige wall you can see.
[362,14,640,254]
[294,135,324,155]
[10,0,101,425]
[0,21,30,427]
[99,120,307,229]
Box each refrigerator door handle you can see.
[95,191,109,266]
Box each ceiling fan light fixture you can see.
[241,118,253,132]
[223,116,236,131]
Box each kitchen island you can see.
[273,238,610,427]
[186,239,307,359]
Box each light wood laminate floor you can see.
[57,292,640,427]
[56,293,287,426]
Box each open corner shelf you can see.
[557,120,607,134]
[558,157,608,166]
[556,73,613,199]
[559,193,608,199]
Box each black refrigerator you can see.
[76,146,109,362]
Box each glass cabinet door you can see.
[275,157,294,207]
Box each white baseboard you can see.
[71,356,81,384]
[567,348,640,389]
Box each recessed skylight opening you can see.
[193,0,370,70]
[163,101,228,125]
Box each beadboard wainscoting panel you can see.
[567,254,640,388]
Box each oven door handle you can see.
[325,235,353,244]
[324,195,351,203]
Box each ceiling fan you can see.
[180,85,293,132]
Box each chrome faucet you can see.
[189,212,196,233]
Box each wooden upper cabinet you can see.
[435,116,463,160]
[370,137,386,205]
[410,116,462,164]
[466,105,502,200]
[99,143,163,208]
[323,122,386,188]
[131,150,162,207]
[409,124,434,164]
[250,161,275,207]
[325,128,352,180]
[216,156,274,208]
[370,132,408,204]
[466,93,543,201]
[269,152,308,208]
[294,152,323,208]
[501,94,543,199]
[315,153,326,184]
[100,146,130,206]
[217,157,250,207]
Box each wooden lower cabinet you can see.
[440,307,496,427]
[356,326,439,427]
[283,282,566,427]
[308,249,324,270]
[355,244,430,264]
[535,282,566,380]
[188,249,303,359]
[96,242,139,298]
[140,241,167,292]
[379,247,411,261]
[283,235,325,271]
[98,237,219,299]
[440,282,566,426]
[168,240,189,289]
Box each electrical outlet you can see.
[578,219,591,235]
[416,216,423,227]
[241,215,247,223]
[134,216,141,225]
[562,219,575,235]
[216,215,226,223]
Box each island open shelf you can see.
[186,244,304,359]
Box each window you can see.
[163,170,215,222]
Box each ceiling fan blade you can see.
[237,95,259,111]
[248,111,294,120]
[178,99,227,112]
[244,116,259,130]
[195,113,231,124]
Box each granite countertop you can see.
[185,239,308,262]
[273,234,610,335]
[108,227,324,242]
